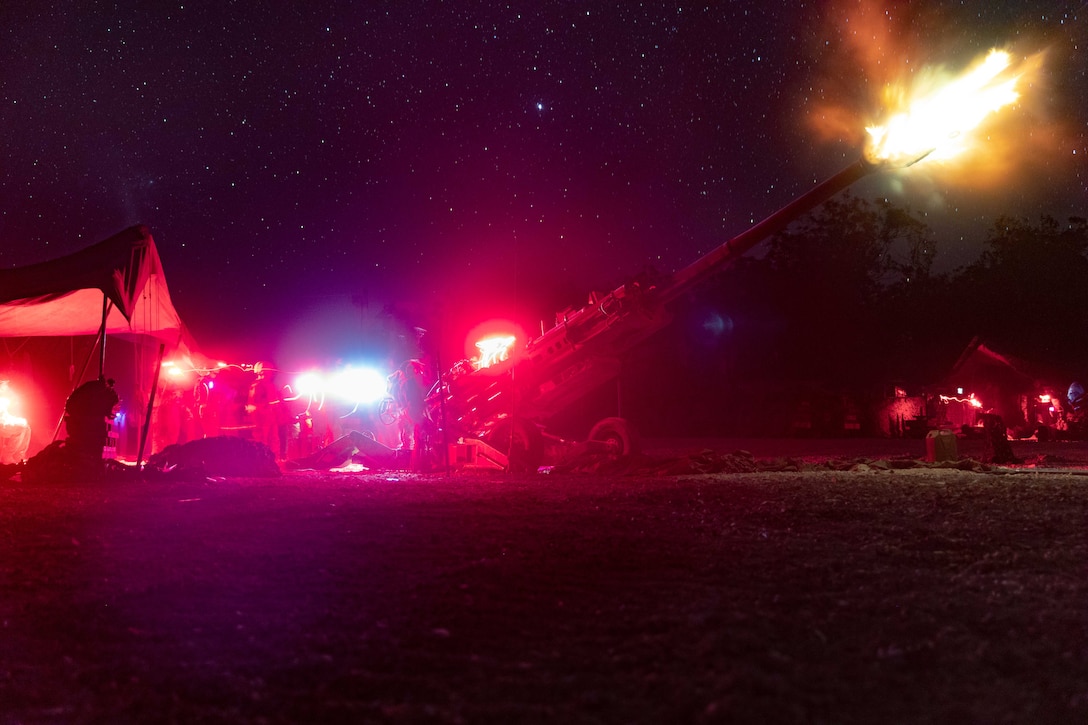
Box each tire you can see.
[378,398,400,426]
[486,418,543,472]
[588,417,640,457]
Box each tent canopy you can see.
[0,225,191,350]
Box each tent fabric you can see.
[946,336,1037,387]
[0,225,191,350]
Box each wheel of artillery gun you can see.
[486,418,544,472]
[588,417,640,457]
[378,397,401,426]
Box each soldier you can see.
[64,377,119,466]
[247,362,283,459]
[389,359,435,470]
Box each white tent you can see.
[0,225,199,458]
[0,225,192,353]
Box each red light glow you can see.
[941,393,983,409]
[0,383,28,428]
[474,335,516,370]
[464,318,526,362]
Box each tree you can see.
[757,194,938,385]
[953,215,1088,370]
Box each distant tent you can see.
[942,336,1042,433]
[946,336,1035,385]
[0,225,198,458]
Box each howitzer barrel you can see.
[436,154,888,443]
[660,156,879,302]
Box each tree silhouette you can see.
[953,215,1088,373]
[646,203,1088,436]
[758,194,938,386]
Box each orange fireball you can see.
[864,49,1037,167]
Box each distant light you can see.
[329,366,388,405]
[295,371,325,397]
[161,360,186,377]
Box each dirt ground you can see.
[3,437,1088,723]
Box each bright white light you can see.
[295,371,325,397]
[329,366,388,405]
[865,49,1024,165]
[0,389,27,427]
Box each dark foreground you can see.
[3,439,1088,723]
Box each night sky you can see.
[2,2,1085,368]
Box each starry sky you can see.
[1,1,1085,366]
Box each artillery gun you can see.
[429,156,892,470]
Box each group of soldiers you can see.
[160,359,436,465]
[165,362,295,460]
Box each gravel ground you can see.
[3,438,1088,724]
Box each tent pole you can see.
[137,343,166,469]
[98,293,108,379]
[54,298,114,442]
[52,335,102,442]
